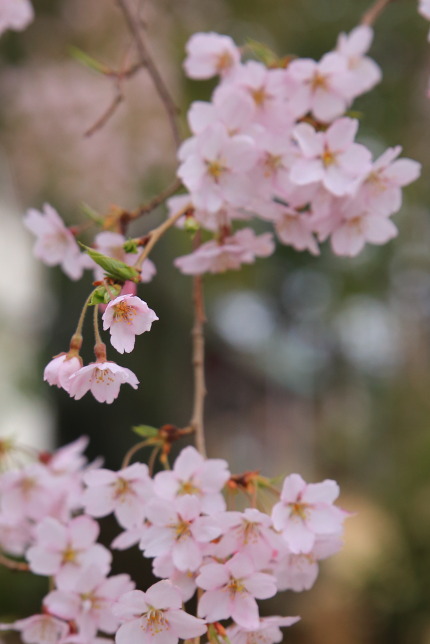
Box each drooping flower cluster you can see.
[173,28,420,271]
[0,439,348,644]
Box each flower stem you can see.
[121,439,152,469]
[0,551,29,572]
[93,304,103,347]
[361,0,394,26]
[74,289,96,337]
[133,203,193,271]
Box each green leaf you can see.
[132,425,159,438]
[123,239,139,254]
[79,243,140,282]
[70,47,107,74]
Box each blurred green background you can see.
[1,0,430,642]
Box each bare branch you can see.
[85,87,124,138]
[0,552,29,572]
[361,0,395,26]
[128,178,183,221]
[115,0,181,148]
[190,240,207,457]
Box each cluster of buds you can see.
[0,439,348,644]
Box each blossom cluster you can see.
[0,438,348,644]
[172,28,420,273]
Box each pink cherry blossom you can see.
[290,118,372,196]
[153,445,230,514]
[68,361,139,404]
[359,146,421,216]
[102,295,158,354]
[178,123,258,212]
[174,229,274,275]
[287,53,350,122]
[26,515,111,580]
[24,204,85,280]
[330,201,398,257]
[0,0,34,36]
[184,32,240,79]
[336,26,381,99]
[271,473,346,554]
[152,554,197,602]
[214,508,283,567]
[114,581,206,644]
[0,615,70,644]
[44,565,134,639]
[140,495,221,572]
[196,552,277,630]
[227,616,300,644]
[44,354,82,392]
[83,463,152,529]
[0,463,54,522]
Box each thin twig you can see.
[104,61,143,79]
[361,0,394,26]
[190,264,207,458]
[128,178,183,222]
[115,0,181,148]
[121,439,152,469]
[148,446,161,476]
[133,203,191,271]
[85,89,124,138]
[0,552,29,572]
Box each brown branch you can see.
[85,88,124,138]
[115,0,181,148]
[133,203,192,270]
[0,552,29,572]
[190,266,207,458]
[128,178,183,222]
[361,0,395,26]
[104,61,144,79]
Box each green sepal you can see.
[132,425,159,438]
[123,239,139,254]
[79,243,140,282]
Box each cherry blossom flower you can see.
[358,146,421,216]
[184,32,240,79]
[153,445,230,514]
[0,463,54,522]
[44,565,134,639]
[214,508,283,567]
[102,295,158,354]
[152,554,197,602]
[24,204,85,280]
[226,616,300,644]
[0,0,34,36]
[274,534,343,592]
[68,361,139,404]
[174,229,274,275]
[0,615,70,644]
[44,354,82,392]
[26,515,111,581]
[196,552,277,629]
[178,123,258,212]
[336,26,382,98]
[271,473,346,554]
[330,199,398,257]
[83,463,152,529]
[140,495,221,572]
[287,53,350,122]
[114,581,206,644]
[290,118,372,196]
